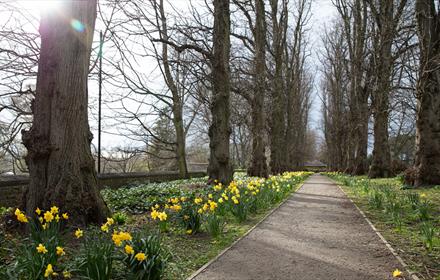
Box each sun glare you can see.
[18,0,61,12]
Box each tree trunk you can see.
[368,1,395,178]
[207,0,233,184]
[22,0,109,225]
[158,0,188,178]
[413,0,440,186]
[248,0,268,178]
[269,0,287,174]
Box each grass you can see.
[325,173,440,280]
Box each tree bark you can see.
[368,0,398,178]
[269,0,288,174]
[248,0,268,178]
[207,0,233,184]
[158,0,188,178]
[413,0,440,186]
[22,0,109,225]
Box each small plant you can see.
[406,192,420,210]
[205,214,224,238]
[113,211,128,225]
[368,190,384,209]
[123,234,169,280]
[420,222,436,251]
[417,201,432,221]
[76,231,115,280]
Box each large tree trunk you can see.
[22,0,109,225]
[413,0,440,186]
[269,0,287,174]
[368,0,396,178]
[248,0,268,178]
[207,0,233,184]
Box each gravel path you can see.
[190,174,405,280]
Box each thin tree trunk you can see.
[248,0,268,178]
[22,0,109,225]
[158,0,188,178]
[207,0,233,184]
[413,0,440,186]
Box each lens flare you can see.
[70,19,85,32]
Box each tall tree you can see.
[269,0,288,174]
[413,0,440,186]
[207,0,234,184]
[22,0,109,224]
[248,0,268,177]
[368,0,408,178]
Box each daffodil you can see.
[151,210,159,220]
[44,264,54,278]
[158,212,167,221]
[37,243,48,254]
[35,208,42,215]
[392,269,402,278]
[44,211,54,223]
[75,228,83,239]
[62,213,69,220]
[50,206,59,214]
[106,217,114,225]
[56,246,65,256]
[135,252,147,262]
[125,245,134,255]
[194,197,203,204]
[63,271,72,279]
[101,224,109,232]
[186,229,193,235]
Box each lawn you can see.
[0,172,312,280]
[325,172,440,280]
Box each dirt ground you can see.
[190,174,406,280]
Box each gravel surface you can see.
[191,174,406,280]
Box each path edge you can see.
[327,177,420,280]
[186,179,309,280]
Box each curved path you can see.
[190,174,405,280]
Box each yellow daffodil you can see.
[197,208,203,214]
[151,210,159,220]
[393,269,402,278]
[39,217,44,224]
[106,217,114,225]
[135,252,147,262]
[44,211,54,223]
[186,229,193,235]
[63,271,72,279]
[194,197,203,204]
[75,229,83,239]
[37,243,48,254]
[62,213,69,220]
[158,212,167,221]
[50,206,59,214]
[35,208,42,215]
[218,198,224,203]
[125,245,134,255]
[55,215,60,222]
[42,223,48,230]
[101,224,109,232]
[44,264,54,278]
[56,246,65,256]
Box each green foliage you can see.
[368,190,384,209]
[113,212,128,225]
[417,200,432,221]
[76,231,115,280]
[123,234,169,280]
[101,177,207,214]
[420,222,436,251]
[204,214,224,238]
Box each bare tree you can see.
[412,0,440,186]
[22,1,109,224]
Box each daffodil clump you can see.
[146,172,312,236]
[6,206,168,280]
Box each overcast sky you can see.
[2,0,337,150]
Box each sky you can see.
[1,0,337,150]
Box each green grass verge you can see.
[325,173,440,280]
